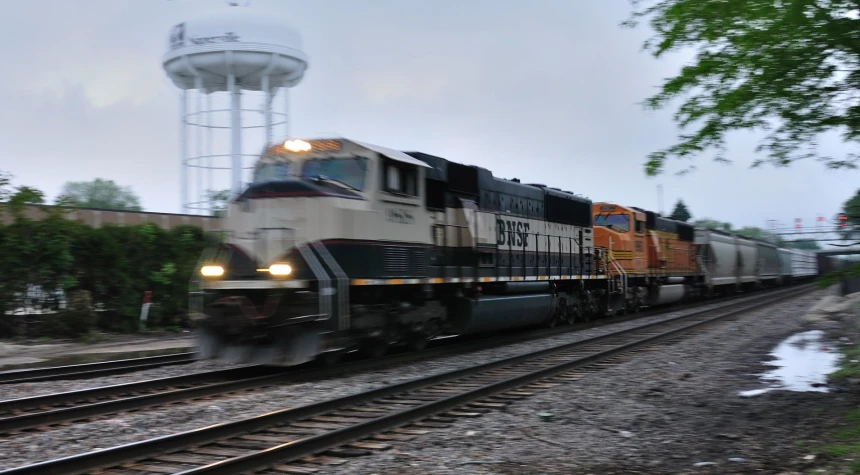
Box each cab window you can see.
[635,220,644,233]
[382,160,418,197]
[301,157,368,190]
[594,213,630,232]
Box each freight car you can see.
[692,229,799,295]
[190,137,825,366]
[781,249,818,283]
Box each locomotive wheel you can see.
[223,344,254,364]
[560,304,574,325]
[194,327,222,360]
[547,304,565,328]
[568,301,583,324]
[406,334,430,352]
[317,350,344,367]
[359,339,389,359]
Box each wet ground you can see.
[739,329,841,398]
[0,333,194,369]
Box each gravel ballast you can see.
[0,292,786,402]
[0,289,840,472]
[310,289,855,475]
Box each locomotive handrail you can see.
[431,222,601,279]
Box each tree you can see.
[669,199,692,222]
[734,226,786,246]
[624,0,860,177]
[689,218,785,245]
[0,171,45,220]
[206,189,231,217]
[0,171,11,202]
[787,240,822,250]
[692,218,733,232]
[836,189,860,245]
[58,178,143,211]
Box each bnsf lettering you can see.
[385,208,414,224]
[496,219,530,247]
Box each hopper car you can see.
[189,137,828,366]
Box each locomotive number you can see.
[385,208,414,224]
[599,205,615,212]
[497,219,531,247]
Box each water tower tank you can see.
[162,5,309,213]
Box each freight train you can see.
[189,137,825,366]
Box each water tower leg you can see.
[229,74,242,199]
[195,77,203,215]
[283,84,290,138]
[206,93,213,214]
[262,75,272,145]
[180,90,188,214]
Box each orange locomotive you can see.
[591,202,700,312]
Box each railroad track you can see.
[0,301,660,434]
[0,352,194,385]
[0,284,814,475]
[0,285,796,435]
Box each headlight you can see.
[201,265,224,277]
[283,139,311,152]
[269,263,292,276]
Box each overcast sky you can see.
[0,0,857,232]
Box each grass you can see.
[77,330,107,344]
[812,338,860,473]
[812,408,860,473]
[829,344,860,382]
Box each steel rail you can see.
[0,284,798,433]
[0,352,194,385]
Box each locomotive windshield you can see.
[253,162,292,184]
[594,213,630,232]
[251,156,369,191]
[301,157,369,191]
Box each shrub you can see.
[0,214,207,338]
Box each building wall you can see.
[0,204,221,231]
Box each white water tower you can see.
[162,4,309,214]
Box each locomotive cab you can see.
[592,203,647,272]
[192,138,432,366]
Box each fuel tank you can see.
[650,284,685,306]
[447,293,554,335]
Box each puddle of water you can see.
[739,330,841,397]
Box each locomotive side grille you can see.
[384,246,410,273]
[412,248,427,274]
